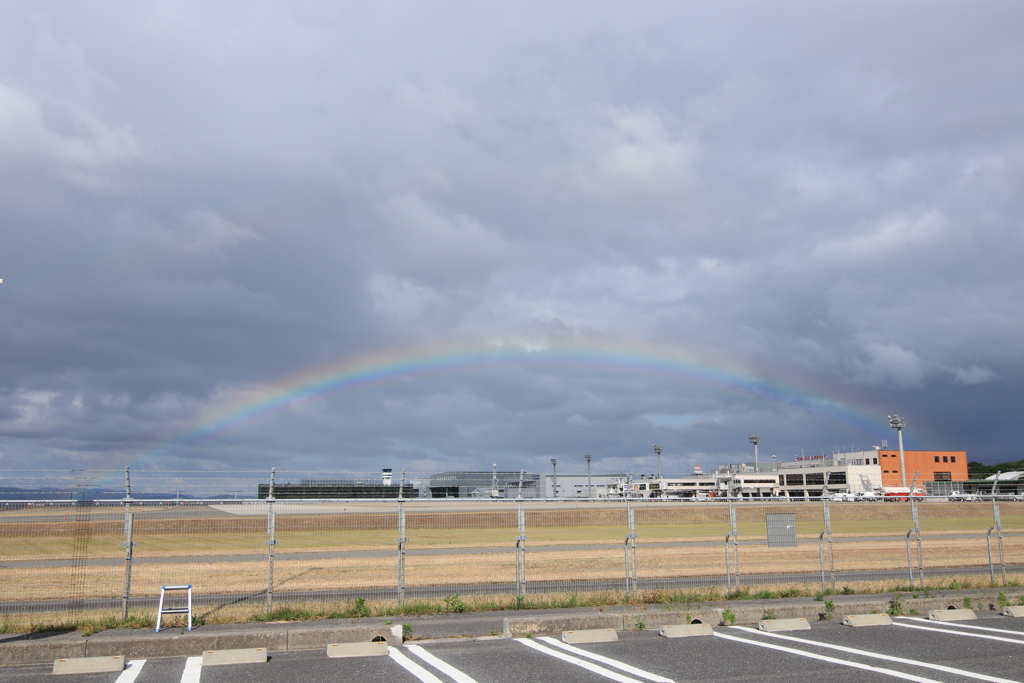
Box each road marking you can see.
[894,621,1024,644]
[516,638,660,683]
[115,659,146,683]
[537,636,673,682]
[387,647,443,683]
[406,644,479,683]
[731,626,1018,683]
[714,631,940,683]
[181,656,202,683]
[898,616,1024,638]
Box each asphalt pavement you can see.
[5,611,1024,683]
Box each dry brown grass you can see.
[1,501,1021,624]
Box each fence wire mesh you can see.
[1,470,1022,628]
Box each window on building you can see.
[951,456,956,463]
[934,472,952,481]
[873,458,878,464]
[943,456,948,463]
[830,472,847,484]
[884,470,889,473]
[934,456,940,463]
[806,473,825,486]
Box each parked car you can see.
[949,492,979,502]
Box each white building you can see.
[611,452,884,499]
[542,473,628,498]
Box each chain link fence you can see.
[1,470,1022,628]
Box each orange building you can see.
[878,450,968,487]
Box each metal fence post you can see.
[988,498,1006,586]
[397,496,407,607]
[728,499,740,588]
[820,495,835,592]
[624,499,637,598]
[516,497,527,599]
[724,533,733,592]
[266,468,277,614]
[121,466,135,621]
[910,476,924,589]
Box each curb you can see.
[0,625,396,667]
[3,589,1022,666]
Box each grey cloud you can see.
[2,1,1024,480]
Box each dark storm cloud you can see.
[2,1,1023,482]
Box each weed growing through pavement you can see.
[888,594,904,617]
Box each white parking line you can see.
[406,644,480,683]
[516,638,651,683]
[115,659,146,683]
[731,626,1018,683]
[894,621,1024,644]
[537,637,674,683]
[897,617,1024,638]
[388,646,444,683]
[714,631,941,683]
[180,656,202,683]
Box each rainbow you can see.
[116,338,883,474]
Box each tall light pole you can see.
[550,458,558,498]
[584,455,592,498]
[748,435,760,471]
[652,445,662,478]
[888,414,907,488]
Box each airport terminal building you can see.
[612,449,969,499]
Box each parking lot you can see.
[4,613,1024,683]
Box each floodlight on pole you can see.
[888,414,908,488]
[585,454,592,499]
[551,458,558,498]
[652,445,662,478]
[748,435,760,471]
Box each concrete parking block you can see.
[1002,606,1024,617]
[562,628,618,644]
[326,641,389,658]
[758,618,811,632]
[201,648,268,666]
[659,624,714,638]
[928,608,977,622]
[52,655,125,675]
[842,614,893,627]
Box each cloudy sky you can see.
[2,1,1022,488]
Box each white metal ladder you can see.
[155,584,193,632]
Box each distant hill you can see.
[0,487,197,502]
[968,460,1024,476]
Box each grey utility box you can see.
[766,513,797,548]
